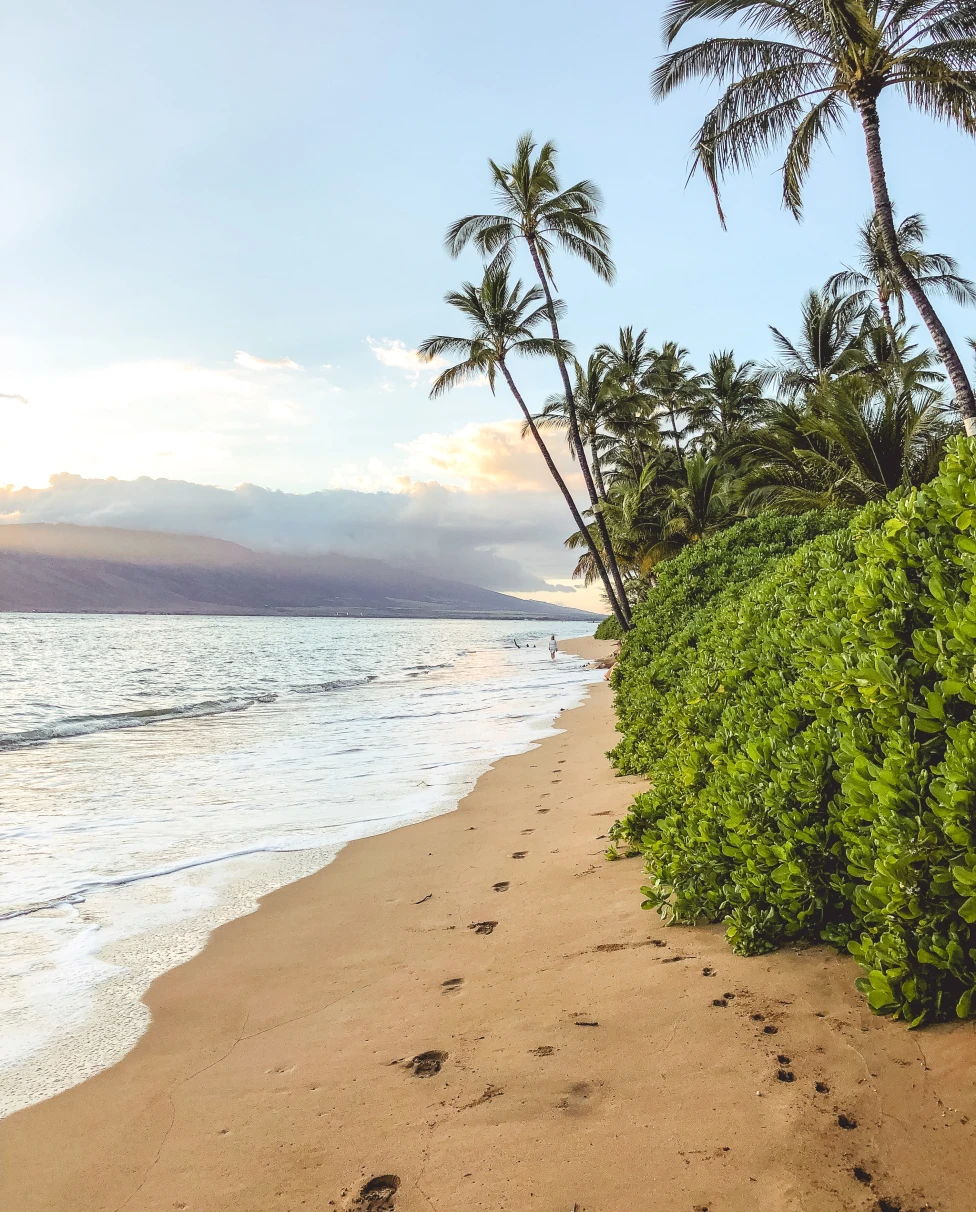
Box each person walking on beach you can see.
[548,635,557,661]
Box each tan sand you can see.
[2,636,974,1212]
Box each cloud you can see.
[0,392,28,405]
[401,420,580,494]
[0,471,591,597]
[234,350,302,371]
[367,337,444,378]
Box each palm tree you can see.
[654,454,735,559]
[653,0,976,429]
[417,269,631,633]
[644,342,704,459]
[445,134,632,626]
[739,371,956,510]
[690,350,768,449]
[767,287,871,401]
[594,327,665,464]
[828,212,976,339]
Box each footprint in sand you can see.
[537,808,550,814]
[511,851,527,859]
[442,977,463,993]
[521,828,534,835]
[410,1051,447,1078]
[530,1045,555,1056]
[557,1080,602,1115]
[492,881,510,892]
[469,920,497,935]
[353,1174,401,1209]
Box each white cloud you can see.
[234,350,302,371]
[367,337,444,379]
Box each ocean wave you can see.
[0,694,279,752]
[291,675,378,694]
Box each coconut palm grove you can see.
[423,0,976,1024]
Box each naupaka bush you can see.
[611,437,976,1024]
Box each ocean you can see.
[0,613,600,1117]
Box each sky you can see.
[3,0,976,611]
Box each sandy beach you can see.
[2,636,974,1212]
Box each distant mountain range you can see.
[0,524,601,621]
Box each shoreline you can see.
[2,636,975,1211]
[1,633,600,1117]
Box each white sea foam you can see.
[0,615,599,1116]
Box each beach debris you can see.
[530,1046,555,1056]
[594,943,627,953]
[837,1114,858,1130]
[661,955,695,963]
[413,893,432,904]
[468,920,497,935]
[410,1051,447,1078]
[354,1174,401,1210]
[574,1020,599,1027]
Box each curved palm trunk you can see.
[588,427,609,502]
[859,100,976,433]
[498,360,630,633]
[524,238,632,626]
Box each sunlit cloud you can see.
[400,420,581,494]
[367,337,444,379]
[234,350,302,371]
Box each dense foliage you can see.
[610,438,976,1025]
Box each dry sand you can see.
[2,637,974,1212]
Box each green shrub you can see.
[611,511,850,780]
[594,615,624,640]
[610,437,976,1025]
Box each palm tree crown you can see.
[828,211,976,331]
[419,274,566,396]
[653,0,976,222]
[445,133,615,285]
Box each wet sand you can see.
[2,637,973,1211]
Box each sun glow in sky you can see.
[4,0,976,610]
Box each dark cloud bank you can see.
[0,474,580,594]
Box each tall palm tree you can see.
[653,0,976,429]
[828,212,976,339]
[445,134,632,626]
[767,287,871,401]
[417,269,631,633]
